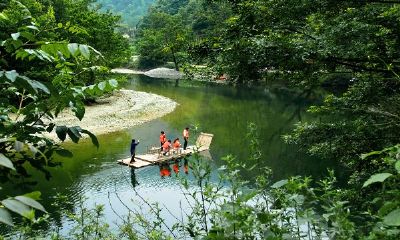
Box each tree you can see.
[136,9,190,70]
[0,0,119,225]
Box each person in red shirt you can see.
[162,139,172,156]
[183,127,189,150]
[159,131,166,151]
[173,138,181,153]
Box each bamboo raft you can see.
[117,133,213,168]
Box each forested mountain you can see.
[95,0,155,31]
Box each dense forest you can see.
[1,0,400,239]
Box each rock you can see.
[144,67,183,79]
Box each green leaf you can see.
[0,208,13,226]
[79,44,90,59]
[362,173,393,188]
[88,46,103,57]
[0,153,15,170]
[98,81,106,91]
[46,123,55,133]
[56,126,68,141]
[0,137,16,143]
[20,32,35,42]
[11,32,20,40]
[23,191,41,200]
[15,196,46,213]
[71,101,85,121]
[14,140,24,152]
[12,40,22,49]
[0,13,8,20]
[395,161,400,173]
[28,145,38,155]
[55,149,73,157]
[108,79,118,88]
[23,209,35,220]
[1,199,31,217]
[27,79,50,94]
[81,129,99,148]
[271,179,288,188]
[361,150,382,160]
[5,70,18,82]
[67,127,82,143]
[26,25,38,31]
[383,209,400,226]
[14,76,36,94]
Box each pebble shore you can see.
[46,89,177,141]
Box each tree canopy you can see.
[0,0,126,225]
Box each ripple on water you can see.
[64,160,194,206]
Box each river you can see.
[1,75,342,236]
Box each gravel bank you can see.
[144,67,183,79]
[111,68,144,75]
[112,67,183,79]
[46,89,177,141]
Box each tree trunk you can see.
[171,48,179,71]
[171,48,180,86]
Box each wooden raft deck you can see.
[117,132,213,168]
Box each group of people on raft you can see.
[160,127,190,156]
[130,127,190,163]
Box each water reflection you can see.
[184,158,189,175]
[159,162,172,178]
[158,158,190,178]
[130,168,139,188]
[172,160,180,175]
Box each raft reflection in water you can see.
[130,158,190,188]
[159,157,190,178]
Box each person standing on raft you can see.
[183,127,189,150]
[130,139,139,163]
[160,131,166,151]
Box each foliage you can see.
[135,9,190,70]
[1,0,121,225]
[0,190,46,226]
[49,0,132,67]
[4,125,399,239]
[134,0,232,70]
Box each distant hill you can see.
[96,0,155,28]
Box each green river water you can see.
[1,75,343,235]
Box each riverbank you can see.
[46,89,177,141]
[111,67,230,85]
[111,67,184,79]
